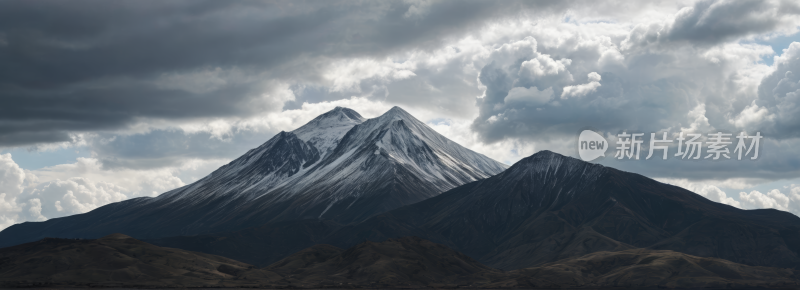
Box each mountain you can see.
[0,106,507,248]
[0,233,282,288]
[238,106,508,224]
[326,150,800,270]
[158,106,366,203]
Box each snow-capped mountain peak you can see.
[0,106,509,246]
[292,106,365,158]
[254,106,509,223]
[152,107,365,203]
[383,105,414,118]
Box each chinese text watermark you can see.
[578,130,762,162]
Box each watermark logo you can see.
[578,130,607,161]
[577,130,762,162]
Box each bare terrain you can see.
[1,234,797,289]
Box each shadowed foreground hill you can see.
[147,219,342,268]
[489,249,800,289]
[266,236,497,287]
[0,235,797,288]
[267,237,800,289]
[0,234,282,288]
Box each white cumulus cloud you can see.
[740,186,800,215]
[658,178,741,208]
[561,72,602,99]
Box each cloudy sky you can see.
[1,0,799,230]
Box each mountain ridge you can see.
[324,150,800,270]
[248,106,508,224]
[0,106,507,248]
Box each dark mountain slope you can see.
[327,150,800,270]
[0,130,322,247]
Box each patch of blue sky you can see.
[427,118,451,126]
[0,146,92,170]
[750,32,800,66]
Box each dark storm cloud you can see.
[0,81,258,145]
[749,43,800,138]
[469,49,800,181]
[472,69,693,142]
[624,0,800,49]
[91,129,274,170]
[0,1,333,87]
[0,0,575,148]
[465,0,800,181]
[667,0,785,44]
[468,35,696,144]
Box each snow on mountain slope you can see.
[154,131,320,205]
[299,106,507,194]
[0,106,506,247]
[292,107,366,159]
[243,106,509,224]
[155,107,365,204]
